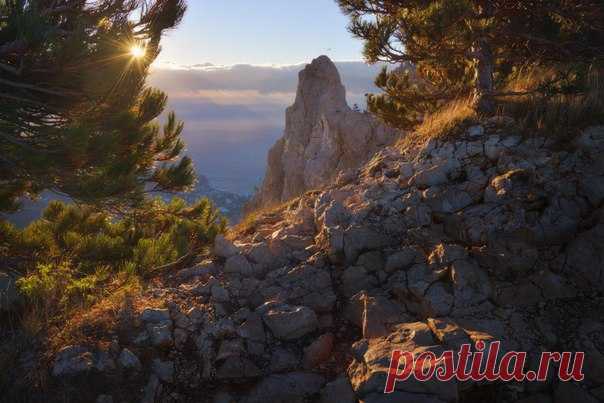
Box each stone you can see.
[152,359,174,383]
[575,125,604,154]
[320,376,356,403]
[141,308,171,324]
[554,382,598,403]
[225,254,255,277]
[269,347,300,373]
[385,248,418,273]
[237,312,265,342]
[174,328,188,347]
[216,356,262,380]
[175,260,217,282]
[141,374,161,403]
[347,326,457,403]
[303,333,334,369]
[423,282,454,317]
[118,348,141,371]
[214,234,240,258]
[341,266,378,297]
[349,292,407,339]
[467,125,484,137]
[243,372,326,403]
[428,243,467,267]
[247,55,397,209]
[343,226,393,263]
[148,323,173,347]
[564,221,604,291]
[96,395,113,403]
[451,259,491,307]
[93,351,115,373]
[356,251,384,272]
[247,242,274,267]
[213,391,236,403]
[262,303,318,340]
[211,284,230,303]
[52,345,94,377]
[410,164,450,188]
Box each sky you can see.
[147,1,381,195]
[156,0,364,67]
[8,1,381,226]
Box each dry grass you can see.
[48,274,145,352]
[395,64,604,154]
[396,97,478,153]
[229,199,293,239]
[497,64,604,143]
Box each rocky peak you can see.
[290,55,348,124]
[247,55,398,210]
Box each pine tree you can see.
[337,0,604,128]
[0,0,193,212]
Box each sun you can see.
[130,45,145,58]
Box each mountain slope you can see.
[21,117,604,403]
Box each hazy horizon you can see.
[148,60,383,195]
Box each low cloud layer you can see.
[147,60,383,195]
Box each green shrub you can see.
[3,197,226,319]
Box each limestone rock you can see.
[243,372,326,403]
[52,345,94,377]
[320,376,356,403]
[141,308,171,324]
[261,302,318,340]
[347,324,457,403]
[175,260,218,283]
[247,55,398,209]
[225,254,254,277]
[152,359,174,383]
[118,348,141,371]
[214,234,240,259]
[303,333,334,369]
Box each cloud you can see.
[146,60,384,195]
[149,60,383,105]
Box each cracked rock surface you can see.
[37,121,604,402]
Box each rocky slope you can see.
[247,55,398,210]
[26,118,604,403]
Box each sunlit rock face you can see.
[248,55,398,209]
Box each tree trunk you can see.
[472,1,495,116]
[472,38,495,116]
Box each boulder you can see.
[243,372,326,403]
[214,235,240,259]
[320,376,356,403]
[237,312,266,342]
[225,254,255,277]
[52,345,94,377]
[211,284,230,303]
[347,324,457,403]
[261,303,318,340]
[216,356,261,380]
[148,323,173,348]
[175,260,218,283]
[303,333,334,369]
[152,359,174,383]
[118,348,141,371]
[141,308,171,324]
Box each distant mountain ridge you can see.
[4,174,248,227]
